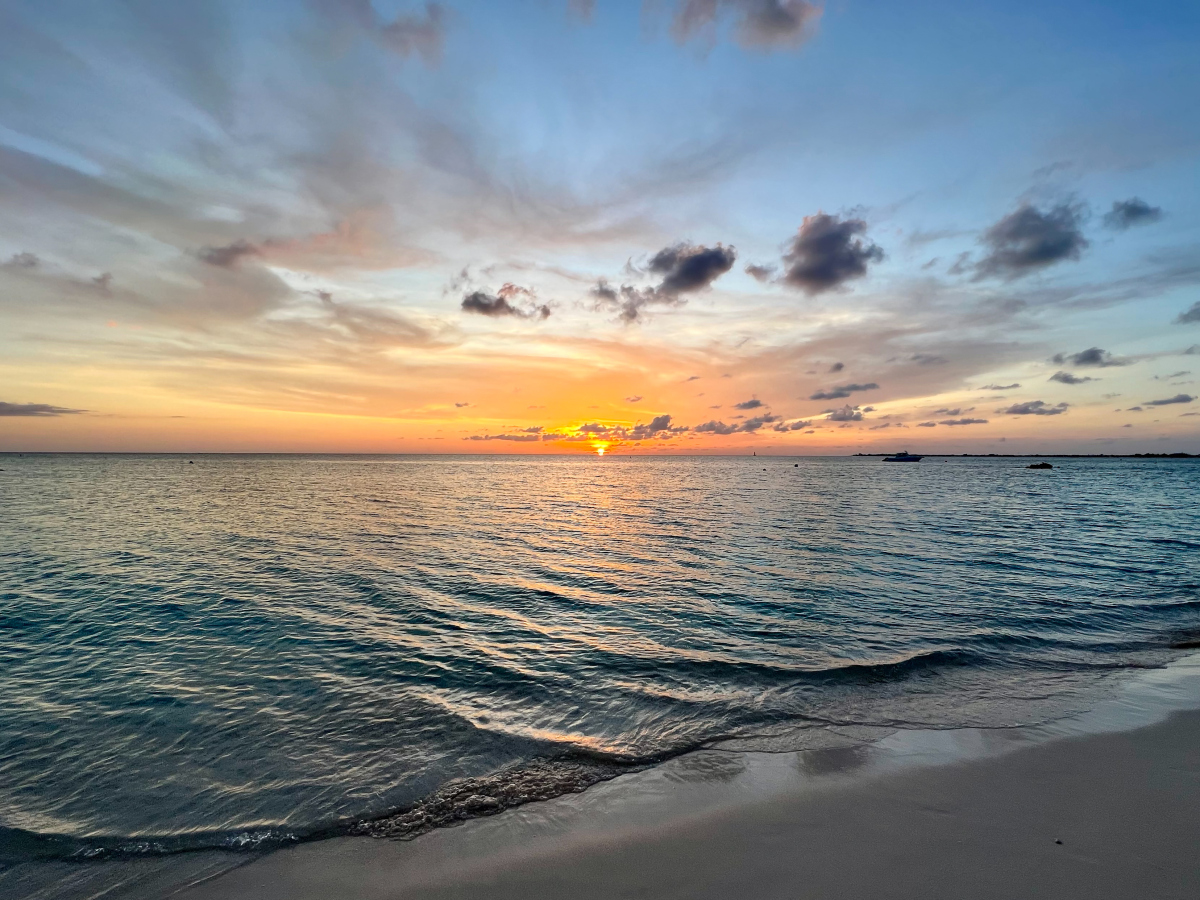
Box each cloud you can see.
[825,404,863,422]
[322,0,448,65]
[1049,371,1095,385]
[975,201,1088,279]
[911,354,947,366]
[465,433,541,442]
[998,400,1069,416]
[980,382,1021,390]
[809,382,878,400]
[313,291,437,347]
[828,361,844,373]
[4,252,39,269]
[0,401,86,416]
[591,243,733,322]
[590,281,664,323]
[646,414,673,432]
[647,242,738,295]
[198,239,260,268]
[1177,302,1200,325]
[734,398,763,409]
[1051,347,1127,367]
[916,421,937,427]
[1145,394,1194,406]
[462,284,550,319]
[455,402,470,407]
[940,417,988,426]
[933,408,964,416]
[781,213,883,294]
[1103,198,1162,230]
[693,419,738,435]
[625,395,643,402]
[739,413,781,431]
[745,263,776,282]
[772,419,812,432]
[671,0,823,52]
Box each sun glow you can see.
[594,443,608,456]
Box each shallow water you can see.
[1,454,1197,863]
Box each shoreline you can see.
[179,651,1200,900]
[4,653,1198,900]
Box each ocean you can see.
[1,453,1198,866]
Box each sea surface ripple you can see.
[1,454,1197,862]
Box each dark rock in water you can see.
[1027,462,1053,469]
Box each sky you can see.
[1,0,1199,454]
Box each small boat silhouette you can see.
[883,451,923,462]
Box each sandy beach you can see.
[172,657,1200,900]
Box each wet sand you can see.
[180,707,1200,900]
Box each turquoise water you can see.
[1,454,1197,863]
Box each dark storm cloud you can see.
[1049,371,1094,385]
[980,383,1021,390]
[781,214,883,294]
[0,401,86,416]
[734,398,763,409]
[745,263,776,282]
[1103,198,1162,230]
[975,202,1088,279]
[998,400,1069,416]
[1146,394,1194,406]
[809,382,878,400]
[461,284,550,319]
[647,243,737,295]
[1051,347,1127,367]
[940,418,988,426]
[671,0,822,52]
[198,239,260,268]
[825,405,863,422]
[1177,302,1200,325]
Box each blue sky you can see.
[1,0,1198,452]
